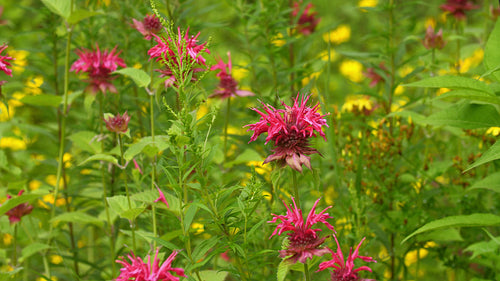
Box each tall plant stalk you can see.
[118,134,137,252]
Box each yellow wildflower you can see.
[3,233,13,245]
[0,137,26,151]
[63,152,72,168]
[339,59,363,82]
[301,72,321,87]
[25,75,44,95]
[80,169,92,175]
[191,222,205,235]
[133,62,142,69]
[323,25,351,45]
[45,175,64,188]
[405,248,429,266]
[358,0,378,8]
[8,49,29,73]
[246,160,272,176]
[335,217,352,231]
[319,49,337,62]
[324,186,338,205]
[425,18,436,29]
[232,65,249,81]
[262,191,272,201]
[271,33,286,47]
[436,88,450,96]
[0,102,15,121]
[342,95,373,113]
[50,255,63,264]
[394,85,405,96]
[229,227,240,235]
[486,127,500,136]
[29,180,42,191]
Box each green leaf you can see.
[468,171,500,193]
[68,9,101,24]
[277,259,291,281]
[183,204,199,232]
[226,148,262,167]
[465,238,500,259]
[123,135,169,161]
[107,195,143,220]
[0,193,45,217]
[416,228,463,242]
[114,68,151,88]
[197,270,228,281]
[21,243,51,261]
[20,94,62,107]
[192,236,218,262]
[434,89,500,106]
[402,213,500,243]
[426,101,500,129]
[485,19,500,83]
[68,131,102,154]
[41,0,70,19]
[464,140,500,172]
[51,211,103,227]
[79,154,118,166]
[404,76,493,95]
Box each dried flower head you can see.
[116,248,186,281]
[210,52,254,99]
[0,44,14,77]
[2,190,33,224]
[246,94,328,172]
[363,63,387,88]
[318,235,377,281]
[104,112,130,134]
[131,14,162,40]
[422,25,446,50]
[269,197,335,264]
[292,1,321,35]
[440,0,479,20]
[70,44,126,95]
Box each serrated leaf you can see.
[21,243,51,261]
[465,238,500,259]
[402,213,500,243]
[107,195,141,220]
[124,135,169,161]
[464,140,500,172]
[41,0,70,19]
[20,94,62,107]
[114,68,151,88]
[434,89,500,106]
[485,19,500,82]
[51,211,103,227]
[0,193,45,217]
[79,154,118,166]
[404,76,493,95]
[426,101,500,129]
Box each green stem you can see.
[118,133,136,252]
[149,39,158,249]
[292,170,300,208]
[223,97,231,161]
[13,224,17,267]
[99,93,116,278]
[303,262,311,281]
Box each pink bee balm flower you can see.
[0,44,14,77]
[269,197,335,264]
[2,190,34,224]
[154,186,169,207]
[210,52,254,99]
[246,94,329,172]
[440,0,479,20]
[104,111,130,134]
[318,235,377,281]
[116,248,186,281]
[148,27,209,87]
[292,1,320,35]
[70,44,126,95]
[131,14,162,40]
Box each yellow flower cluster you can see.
[323,25,351,45]
[340,59,364,82]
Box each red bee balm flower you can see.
[292,1,320,35]
[440,0,479,20]
[246,94,328,172]
[70,44,126,95]
[116,248,186,281]
[131,14,162,40]
[104,112,130,134]
[0,44,14,77]
[318,234,377,281]
[210,52,254,99]
[2,190,33,224]
[269,197,335,264]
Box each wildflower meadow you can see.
[1,0,500,280]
